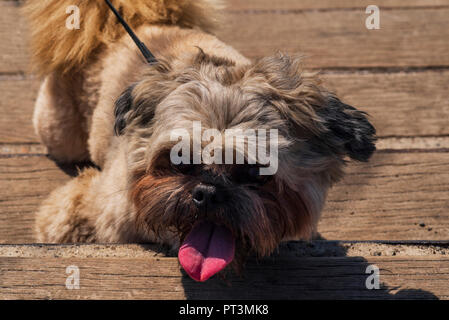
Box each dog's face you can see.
[113,51,376,281]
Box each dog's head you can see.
[113,51,376,281]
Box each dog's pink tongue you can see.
[179,221,235,282]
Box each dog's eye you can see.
[171,163,196,175]
[247,167,260,179]
[233,165,272,185]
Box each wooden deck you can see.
[0,0,448,299]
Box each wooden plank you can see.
[226,0,449,10]
[0,152,448,243]
[216,8,449,68]
[0,77,40,143]
[322,70,449,137]
[0,243,448,299]
[2,3,449,72]
[2,70,448,145]
[319,152,449,240]
[0,156,70,243]
[0,1,30,74]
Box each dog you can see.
[24,0,376,281]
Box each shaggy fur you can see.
[26,1,376,274]
[23,0,222,74]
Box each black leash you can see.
[104,0,157,64]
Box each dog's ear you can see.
[319,96,376,162]
[114,85,135,135]
[250,53,376,161]
[114,59,179,135]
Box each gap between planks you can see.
[5,66,449,79]
[1,241,448,258]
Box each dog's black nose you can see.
[192,184,223,208]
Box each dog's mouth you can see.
[178,220,235,282]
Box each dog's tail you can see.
[23,0,223,75]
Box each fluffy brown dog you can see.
[25,0,375,281]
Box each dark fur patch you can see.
[319,96,377,161]
[114,85,135,135]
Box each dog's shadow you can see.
[178,239,438,300]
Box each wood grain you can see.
[215,8,449,68]
[319,152,449,240]
[1,152,448,243]
[0,1,30,74]
[0,156,70,243]
[1,70,449,145]
[3,2,449,72]
[322,70,449,137]
[0,243,447,299]
[0,77,40,143]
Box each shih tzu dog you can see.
[24,0,375,281]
